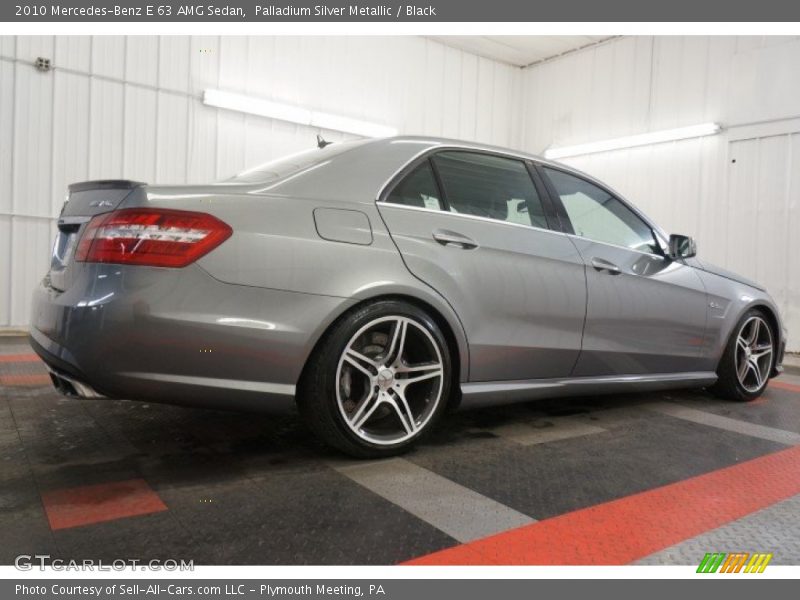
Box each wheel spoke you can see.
[387,391,416,434]
[396,362,441,373]
[737,337,748,352]
[401,369,444,386]
[752,347,773,361]
[352,392,383,430]
[736,354,749,382]
[344,349,377,379]
[385,319,408,367]
[747,319,760,345]
[748,359,763,389]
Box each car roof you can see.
[363,135,561,166]
[242,135,588,201]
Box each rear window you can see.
[227,139,368,184]
[384,161,443,210]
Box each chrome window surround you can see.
[376,143,670,261]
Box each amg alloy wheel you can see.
[336,316,444,446]
[711,308,775,401]
[734,315,773,394]
[298,300,452,457]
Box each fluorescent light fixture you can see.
[544,123,721,159]
[203,89,398,138]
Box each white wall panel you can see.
[475,57,495,143]
[491,62,512,147]
[9,218,54,326]
[158,36,190,93]
[91,36,125,79]
[729,39,800,126]
[787,135,800,350]
[156,92,189,184]
[186,100,218,184]
[0,60,13,216]
[521,35,800,350]
[753,136,791,304]
[243,36,274,98]
[123,85,158,182]
[12,65,52,218]
[54,36,90,72]
[392,37,426,135]
[441,46,463,139]
[15,36,54,64]
[125,36,159,87]
[1,35,520,327]
[189,36,219,94]
[0,36,14,59]
[0,217,10,327]
[51,71,90,214]
[458,52,478,142]
[88,78,123,179]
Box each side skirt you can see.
[459,372,718,410]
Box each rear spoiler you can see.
[68,180,146,193]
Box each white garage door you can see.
[727,130,800,351]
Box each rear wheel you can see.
[711,309,775,401]
[298,300,452,458]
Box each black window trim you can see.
[534,162,668,258]
[427,156,450,212]
[379,147,564,234]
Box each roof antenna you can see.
[316,134,332,149]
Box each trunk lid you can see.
[49,180,145,291]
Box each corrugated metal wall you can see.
[521,36,800,351]
[0,35,522,328]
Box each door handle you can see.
[591,257,621,274]
[432,229,478,250]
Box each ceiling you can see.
[426,36,617,67]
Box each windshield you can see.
[226,139,369,184]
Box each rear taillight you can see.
[75,208,232,268]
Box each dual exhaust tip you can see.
[47,368,104,399]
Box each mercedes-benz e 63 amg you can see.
[30,136,787,457]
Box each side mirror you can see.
[668,234,697,260]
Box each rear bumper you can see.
[29,263,355,413]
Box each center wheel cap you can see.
[377,368,395,391]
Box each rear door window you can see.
[432,151,548,229]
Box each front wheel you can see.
[298,300,452,458]
[711,309,775,401]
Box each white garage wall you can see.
[0,35,522,329]
[521,36,800,351]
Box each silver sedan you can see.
[30,137,788,457]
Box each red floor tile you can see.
[0,353,40,363]
[405,444,800,565]
[42,478,168,530]
[0,374,51,386]
[770,380,800,394]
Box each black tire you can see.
[710,308,775,402]
[297,300,452,458]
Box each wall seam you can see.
[5,37,18,327]
[121,36,128,177]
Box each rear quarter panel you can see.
[124,188,471,381]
